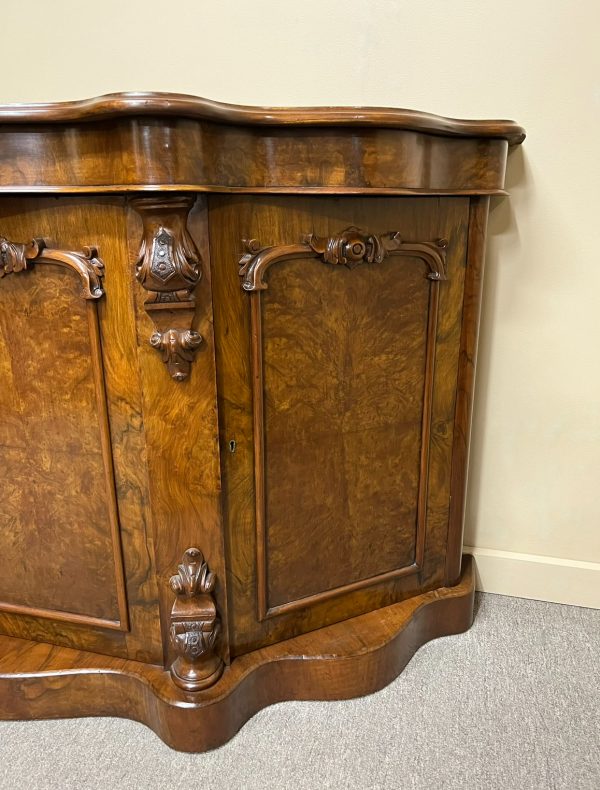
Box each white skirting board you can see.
[463,546,600,609]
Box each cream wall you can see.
[2,0,599,607]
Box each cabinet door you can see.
[210,195,469,656]
[0,197,162,662]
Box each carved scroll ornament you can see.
[132,197,202,381]
[169,548,224,692]
[0,236,104,299]
[239,226,447,291]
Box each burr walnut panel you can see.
[0,197,163,662]
[0,267,123,624]
[240,228,448,619]
[261,253,431,609]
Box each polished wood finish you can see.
[446,197,491,584]
[240,226,448,623]
[0,93,524,195]
[0,123,511,195]
[0,197,164,662]
[126,196,229,667]
[0,94,523,750]
[210,196,470,655]
[0,556,474,752]
[0,92,526,143]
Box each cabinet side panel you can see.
[446,196,490,583]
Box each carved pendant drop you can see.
[133,196,203,381]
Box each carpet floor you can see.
[0,592,598,790]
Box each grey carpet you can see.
[0,593,598,790]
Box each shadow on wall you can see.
[463,143,528,547]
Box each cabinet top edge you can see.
[0,91,526,145]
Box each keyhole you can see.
[228,439,237,453]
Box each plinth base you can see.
[0,556,474,752]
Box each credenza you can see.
[0,93,524,751]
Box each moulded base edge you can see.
[0,556,475,752]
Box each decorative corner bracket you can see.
[239,226,447,291]
[0,236,104,299]
[169,548,224,692]
[132,196,202,381]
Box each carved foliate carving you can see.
[170,547,216,596]
[0,236,104,299]
[149,328,203,382]
[132,196,203,381]
[239,226,447,291]
[0,237,30,274]
[305,226,388,268]
[169,548,224,692]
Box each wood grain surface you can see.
[260,244,432,610]
[0,92,525,143]
[446,197,490,584]
[0,197,163,662]
[209,195,470,656]
[0,264,121,623]
[0,123,515,195]
[0,93,524,194]
[127,196,230,666]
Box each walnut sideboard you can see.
[0,93,524,751]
